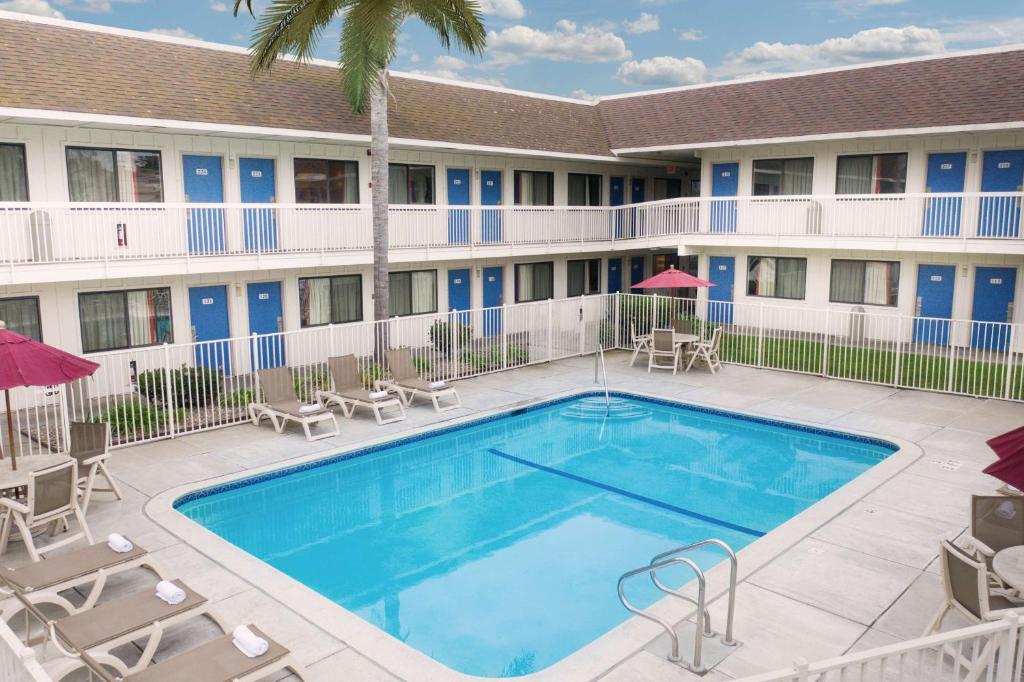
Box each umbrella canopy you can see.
[983,453,1024,492]
[632,266,716,290]
[987,426,1024,460]
[0,321,99,470]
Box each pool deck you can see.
[7,353,1024,681]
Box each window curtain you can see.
[517,265,534,301]
[67,148,117,202]
[80,292,128,352]
[302,278,331,325]
[332,162,359,203]
[786,158,814,195]
[0,145,27,201]
[390,273,411,316]
[567,261,585,296]
[775,258,806,298]
[756,258,776,297]
[411,271,436,314]
[518,172,536,206]
[830,261,863,304]
[863,262,891,306]
[116,151,139,202]
[388,165,408,204]
[836,156,873,195]
[331,276,361,322]
[567,175,586,207]
[0,298,40,340]
[534,263,553,299]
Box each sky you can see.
[2,0,1023,99]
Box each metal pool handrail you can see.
[594,344,610,412]
[650,539,739,647]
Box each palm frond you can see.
[338,0,404,112]
[246,0,349,72]
[404,0,486,55]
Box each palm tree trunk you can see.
[370,72,390,356]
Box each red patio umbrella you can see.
[987,426,1024,459]
[0,321,99,471]
[632,266,716,290]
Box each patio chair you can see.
[382,349,462,413]
[672,318,693,335]
[316,355,406,425]
[0,460,92,562]
[964,495,1024,591]
[647,329,680,375]
[685,326,723,374]
[248,367,339,442]
[69,421,123,513]
[628,321,653,367]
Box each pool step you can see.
[560,397,650,421]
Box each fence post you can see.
[501,303,508,369]
[757,302,765,368]
[579,295,586,356]
[893,315,904,388]
[162,343,176,439]
[451,310,459,377]
[614,292,622,350]
[250,333,261,399]
[548,298,554,362]
[821,308,831,378]
[793,657,810,682]
[1004,325,1018,400]
[995,613,1020,682]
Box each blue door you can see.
[447,168,470,245]
[240,158,277,251]
[481,170,503,243]
[482,266,503,336]
[708,256,734,324]
[247,281,284,369]
[711,163,738,233]
[630,256,645,288]
[610,177,625,238]
[447,269,471,324]
[629,178,645,237]
[979,150,1024,238]
[923,152,966,236]
[913,265,955,345]
[188,285,231,375]
[183,155,225,254]
[972,267,1017,351]
[607,258,623,294]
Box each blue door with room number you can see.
[972,267,1017,351]
[629,178,646,237]
[447,269,470,324]
[183,154,225,254]
[979,150,1024,238]
[922,152,966,236]
[247,281,284,369]
[610,177,625,238]
[189,285,231,375]
[630,256,645,289]
[711,163,738,233]
[607,258,623,294]
[483,266,503,336]
[708,256,734,324]
[481,170,502,243]
[240,158,277,251]
[913,265,955,345]
[447,168,470,244]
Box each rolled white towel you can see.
[232,625,270,658]
[298,403,320,415]
[368,390,389,401]
[155,580,186,605]
[996,500,1018,520]
[428,380,446,390]
[107,533,133,553]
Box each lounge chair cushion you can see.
[336,388,391,403]
[268,400,329,420]
[3,541,147,592]
[396,377,446,393]
[125,626,289,682]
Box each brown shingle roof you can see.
[596,50,1024,150]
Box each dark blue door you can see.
[972,267,1017,351]
[481,170,502,243]
[607,258,623,294]
[247,281,284,369]
[708,256,734,324]
[630,256,645,288]
[913,265,955,345]
[711,163,738,233]
[183,155,225,254]
[610,177,625,238]
[483,266,503,336]
[447,168,470,245]
[923,152,966,236]
[979,150,1024,237]
[447,268,471,324]
[240,158,277,251]
[188,285,231,375]
[630,178,645,237]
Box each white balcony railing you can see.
[0,192,1020,268]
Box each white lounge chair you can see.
[0,460,93,562]
[647,329,680,375]
[381,349,461,413]
[69,421,123,513]
[685,325,723,374]
[316,355,406,425]
[249,367,339,441]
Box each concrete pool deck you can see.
[6,353,1023,681]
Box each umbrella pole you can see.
[4,389,14,470]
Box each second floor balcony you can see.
[0,192,1021,284]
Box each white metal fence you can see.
[0,618,48,682]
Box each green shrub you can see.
[461,350,502,373]
[220,387,255,408]
[413,355,432,375]
[507,345,529,367]
[138,365,222,408]
[293,369,330,402]
[361,362,388,387]
[98,400,166,437]
[429,320,473,357]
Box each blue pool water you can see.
[176,393,896,677]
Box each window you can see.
[0,143,28,201]
[836,153,907,194]
[294,158,359,203]
[79,288,173,353]
[298,275,362,326]
[747,256,807,300]
[753,158,814,196]
[389,270,437,317]
[515,262,554,302]
[66,147,163,202]
[653,178,683,200]
[0,296,41,340]
[830,260,900,306]
[388,164,434,204]
[568,173,602,206]
[567,259,601,296]
[514,171,554,206]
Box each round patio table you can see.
[0,454,72,496]
[673,333,699,348]
[993,546,1024,592]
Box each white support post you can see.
[757,302,765,368]
[1004,325,1017,400]
[548,298,554,362]
[893,315,904,388]
[821,308,831,378]
[614,292,622,350]
[451,310,459,371]
[793,657,810,682]
[501,304,508,369]
[579,295,586,356]
[162,343,176,439]
[995,614,1021,682]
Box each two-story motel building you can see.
[0,10,1023,361]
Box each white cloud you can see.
[624,12,659,34]
[570,88,598,102]
[51,0,143,12]
[615,56,707,86]
[938,17,1024,47]
[149,27,201,40]
[209,0,229,11]
[677,28,703,41]
[486,20,631,65]
[477,0,524,20]
[715,25,944,78]
[832,0,908,14]
[0,0,64,16]
[411,55,506,87]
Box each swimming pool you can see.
[175,392,896,678]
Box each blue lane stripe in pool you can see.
[485,447,766,538]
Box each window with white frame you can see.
[747,256,807,299]
[294,158,359,203]
[0,296,41,340]
[79,287,173,353]
[66,147,163,202]
[388,164,434,204]
[830,259,900,306]
[567,259,601,296]
[567,173,602,206]
[298,275,362,327]
[753,158,814,196]
[389,270,437,316]
[652,178,683,200]
[515,262,554,302]
[514,170,554,206]
[835,153,907,194]
[0,143,28,201]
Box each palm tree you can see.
[233,0,486,336]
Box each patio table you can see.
[0,454,72,496]
[993,545,1024,592]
